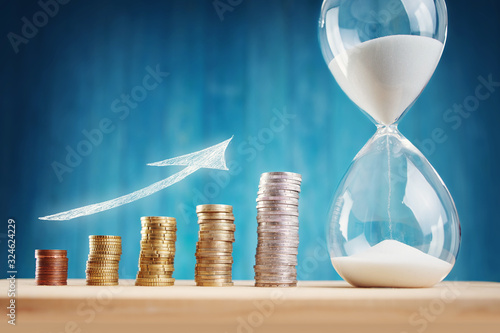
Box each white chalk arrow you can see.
[39,137,233,221]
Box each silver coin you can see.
[254,274,296,277]
[255,274,297,279]
[258,215,299,220]
[257,239,299,245]
[260,178,301,185]
[254,264,296,269]
[254,271,297,276]
[256,204,298,210]
[258,214,299,220]
[256,245,298,251]
[259,175,302,183]
[254,282,297,286]
[257,231,299,237]
[260,178,302,186]
[260,179,301,185]
[256,253,298,259]
[257,231,299,236]
[257,197,299,203]
[256,251,298,257]
[259,186,301,193]
[257,228,299,233]
[255,261,298,267]
[256,196,300,202]
[256,197,299,203]
[255,251,298,256]
[255,279,297,284]
[257,228,299,234]
[259,179,301,184]
[260,172,302,180]
[257,188,300,195]
[257,211,299,216]
[256,244,298,249]
[257,232,298,238]
[255,262,297,267]
[258,229,299,234]
[258,206,299,211]
[257,215,299,223]
[255,276,297,281]
[254,266,296,273]
[258,238,299,244]
[257,194,299,200]
[255,254,298,260]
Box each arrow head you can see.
[147,136,233,170]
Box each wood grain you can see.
[1,279,499,333]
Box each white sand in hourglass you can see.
[329,35,444,125]
[332,240,453,288]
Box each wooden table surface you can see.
[1,279,499,333]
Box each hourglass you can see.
[319,0,460,287]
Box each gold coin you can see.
[195,262,232,268]
[141,226,177,231]
[86,262,120,267]
[140,263,174,268]
[196,213,235,220]
[196,204,233,213]
[196,241,233,247]
[195,251,232,257]
[88,239,121,242]
[137,268,174,272]
[138,259,174,264]
[85,268,119,272]
[88,254,121,258]
[86,276,120,280]
[140,242,176,247]
[196,282,233,287]
[199,225,236,232]
[195,278,233,283]
[136,277,175,283]
[137,274,173,279]
[135,282,174,286]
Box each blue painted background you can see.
[1,0,499,282]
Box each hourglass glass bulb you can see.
[319,0,448,125]
[319,0,460,288]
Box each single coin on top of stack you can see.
[35,250,68,286]
[136,216,176,286]
[195,204,235,287]
[255,172,302,287]
[86,236,122,286]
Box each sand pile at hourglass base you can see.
[332,240,453,288]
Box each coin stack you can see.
[35,250,68,286]
[136,216,176,286]
[86,236,122,286]
[254,172,302,287]
[195,204,235,287]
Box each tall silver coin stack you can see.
[254,171,301,287]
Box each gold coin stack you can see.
[136,216,176,286]
[86,236,122,286]
[195,204,235,287]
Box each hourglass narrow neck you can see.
[375,124,400,136]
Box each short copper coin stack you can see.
[35,250,68,286]
[136,216,176,286]
[86,235,122,286]
[195,204,235,287]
